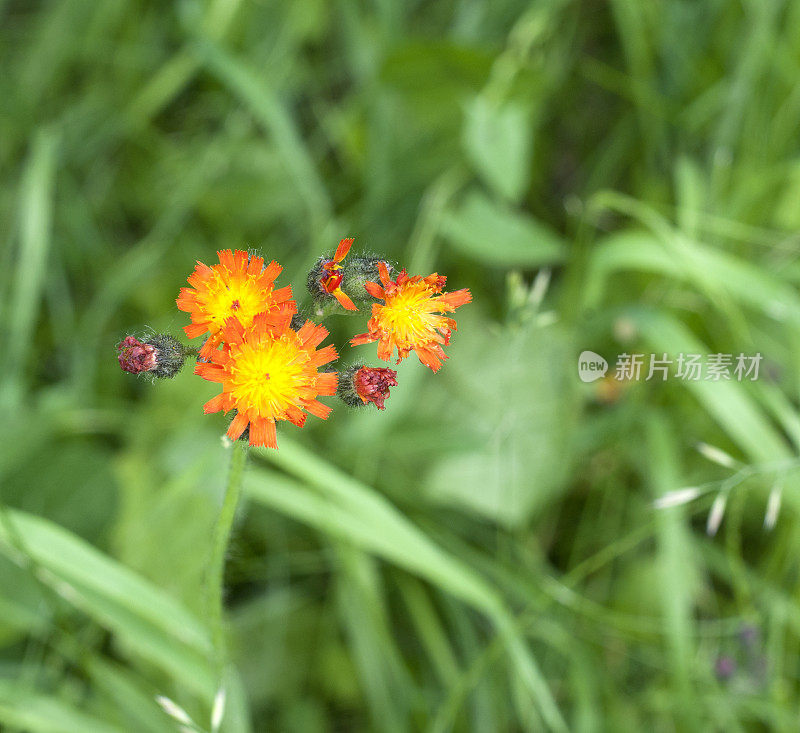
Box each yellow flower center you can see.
[227,335,310,417]
[378,284,442,349]
[202,274,269,332]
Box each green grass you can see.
[3,0,800,730]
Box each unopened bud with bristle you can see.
[341,254,392,297]
[337,364,398,410]
[307,238,392,315]
[117,334,187,379]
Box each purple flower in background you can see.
[715,655,737,681]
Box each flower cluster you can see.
[117,240,470,448]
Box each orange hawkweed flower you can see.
[350,263,471,372]
[177,249,295,359]
[195,311,338,449]
[319,238,357,311]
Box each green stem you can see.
[205,440,248,668]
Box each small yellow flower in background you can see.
[195,311,338,449]
[350,262,471,372]
[177,249,295,359]
[319,238,358,311]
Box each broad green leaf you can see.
[381,41,492,101]
[230,587,325,708]
[246,451,567,731]
[3,128,57,406]
[194,38,331,225]
[395,575,460,688]
[84,657,176,733]
[585,231,800,324]
[0,510,215,700]
[773,160,800,229]
[441,190,564,266]
[334,546,411,733]
[113,433,226,615]
[464,97,531,202]
[0,679,123,733]
[424,320,578,527]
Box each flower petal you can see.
[226,411,249,441]
[334,237,354,262]
[350,332,375,347]
[332,288,358,311]
[377,261,392,287]
[203,393,228,414]
[364,281,385,300]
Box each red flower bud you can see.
[117,334,187,379]
[354,366,398,409]
[118,336,157,374]
[336,365,399,410]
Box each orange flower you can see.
[195,311,338,449]
[177,249,295,359]
[319,238,357,311]
[350,263,471,372]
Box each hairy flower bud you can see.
[307,238,392,315]
[337,364,398,410]
[117,334,187,379]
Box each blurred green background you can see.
[3,0,800,730]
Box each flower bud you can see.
[337,364,398,410]
[340,255,392,300]
[117,334,187,379]
[307,238,392,314]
